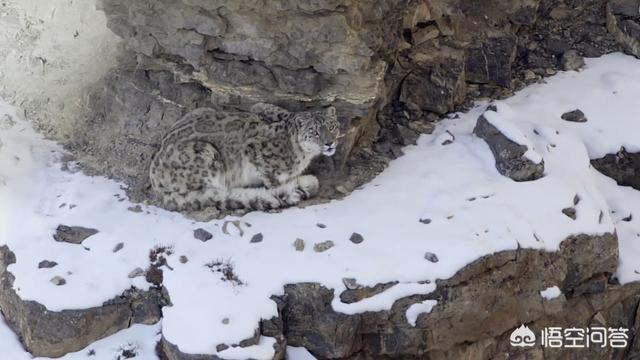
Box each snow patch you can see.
[540,286,562,300]
[406,300,438,326]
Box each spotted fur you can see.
[149,104,340,212]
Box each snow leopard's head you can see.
[295,106,340,156]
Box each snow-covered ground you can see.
[1,53,640,359]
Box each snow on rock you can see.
[0,313,160,360]
[1,53,640,358]
[406,300,438,326]
[540,286,562,300]
[482,109,543,164]
[286,346,318,360]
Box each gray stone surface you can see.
[0,246,168,358]
[53,225,99,244]
[473,110,545,181]
[607,0,640,57]
[561,109,588,123]
[592,148,640,190]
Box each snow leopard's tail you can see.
[160,177,318,212]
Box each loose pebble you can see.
[50,276,66,286]
[424,252,439,263]
[250,233,264,243]
[314,241,335,253]
[293,238,305,251]
[349,232,364,244]
[128,205,143,213]
[562,207,577,220]
[194,228,213,242]
[113,242,124,253]
[38,260,58,269]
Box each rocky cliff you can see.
[67,0,633,208]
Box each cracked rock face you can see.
[0,246,168,358]
[266,234,640,359]
[69,0,625,208]
[607,0,640,57]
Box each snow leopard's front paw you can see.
[277,188,302,206]
[296,175,320,200]
[257,193,283,210]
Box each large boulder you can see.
[473,108,545,181]
[0,246,168,358]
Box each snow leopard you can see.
[149,103,340,212]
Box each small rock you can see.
[250,233,264,243]
[424,252,439,263]
[112,242,124,253]
[561,50,585,71]
[342,277,360,290]
[222,318,230,325]
[179,255,188,264]
[573,194,581,205]
[473,111,545,181]
[216,344,229,352]
[128,267,145,278]
[335,185,350,194]
[562,207,577,220]
[194,228,213,242]
[419,218,432,225]
[316,223,327,229]
[561,109,587,123]
[50,276,66,286]
[38,260,58,269]
[349,232,364,244]
[53,225,99,244]
[127,205,143,213]
[523,70,537,81]
[293,238,305,251]
[314,241,335,253]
